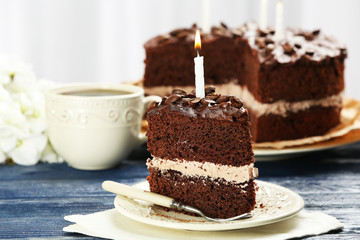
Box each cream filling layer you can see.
[145,83,342,117]
[147,157,258,184]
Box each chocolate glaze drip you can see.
[147,87,246,121]
[144,22,347,66]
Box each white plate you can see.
[253,129,360,161]
[114,180,304,231]
[253,145,337,161]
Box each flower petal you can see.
[9,134,47,166]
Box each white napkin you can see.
[63,209,342,240]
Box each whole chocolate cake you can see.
[143,22,347,142]
[146,87,258,218]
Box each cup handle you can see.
[137,95,162,143]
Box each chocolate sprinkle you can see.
[230,96,243,108]
[172,89,187,95]
[165,94,182,104]
[205,86,216,95]
[220,22,228,29]
[305,50,315,56]
[255,37,266,49]
[190,97,201,106]
[181,98,191,106]
[264,38,274,45]
[216,95,230,103]
[304,32,315,41]
[312,29,321,36]
[206,93,220,101]
[201,98,209,105]
[257,29,269,37]
[283,43,295,55]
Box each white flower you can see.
[0,55,62,165]
[8,134,47,166]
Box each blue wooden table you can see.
[1,142,360,239]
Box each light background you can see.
[0,0,359,98]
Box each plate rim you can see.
[253,129,360,160]
[114,180,304,231]
[254,141,355,155]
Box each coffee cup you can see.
[45,83,161,170]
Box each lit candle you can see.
[275,0,283,40]
[202,0,210,33]
[259,0,268,30]
[194,30,205,98]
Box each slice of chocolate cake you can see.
[146,87,258,219]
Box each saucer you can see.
[114,180,304,231]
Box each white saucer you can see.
[114,180,304,231]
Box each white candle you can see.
[259,0,268,30]
[275,0,283,40]
[194,56,205,98]
[202,0,210,33]
[194,30,205,98]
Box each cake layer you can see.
[146,92,254,166]
[250,105,341,142]
[145,57,345,104]
[249,56,345,103]
[147,157,258,184]
[147,168,256,219]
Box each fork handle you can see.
[102,180,174,208]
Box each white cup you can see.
[45,83,161,170]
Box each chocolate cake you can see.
[143,22,347,142]
[146,87,258,219]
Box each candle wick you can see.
[196,48,200,57]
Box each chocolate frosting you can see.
[239,22,347,66]
[147,87,247,121]
[144,22,347,66]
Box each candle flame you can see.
[194,30,201,50]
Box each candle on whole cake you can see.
[146,87,258,218]
[275,0,283,40]
[259,0,268,30]
[143,22,347,143]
